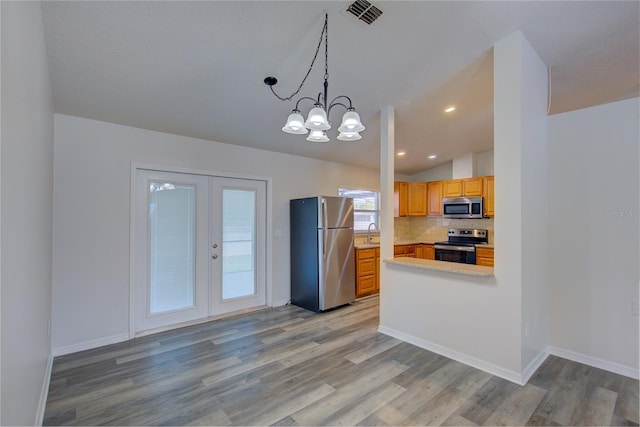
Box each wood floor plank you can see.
[441,414,479,426]
[569,385,618,426]
[344,334,402,364]
[290,360,409,426]
[455,376,520,425]
[43,296,639,427]
[200,341,319,385]
[232,382,336,426]
[404,368,492,426]
[324,381,407,426]
[374,361,476,425]
[481,383,547,426]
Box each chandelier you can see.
[264,12,365,142]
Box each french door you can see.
[134,169,266,334]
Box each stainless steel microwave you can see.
[442,197,484,219]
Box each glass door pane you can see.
[149,182,196,313]
[210,177,266,315]
[134,170,209,334]
[222,189,256,300]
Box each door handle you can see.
[212,254,218,259]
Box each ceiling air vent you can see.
[344,0,383,26]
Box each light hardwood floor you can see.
[44,296,639,426]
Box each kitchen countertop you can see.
[384,257,494,277]
[354,240,439,249]
[354,243,380,249]
[355,242,494,249]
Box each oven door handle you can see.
[434,245,476,252]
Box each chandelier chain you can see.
[269,13,329,102]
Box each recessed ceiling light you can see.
[428,154,437,159]
[444,106,456,113]
[397,151,406,156]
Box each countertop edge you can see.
[383,257,495,277]
[354,241,440,249]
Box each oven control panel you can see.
[448,228,487,238]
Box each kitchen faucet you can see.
[367,222,377,243]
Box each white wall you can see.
[494,31,549,376]
[380,32,549,384]
[51,114,379,352]
[1,2,55,425]
[517,35,549,372]
[407,161,452,182]
[548,97,639,374]
[407,149,494,183]
[475,149,494,177]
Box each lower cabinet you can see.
[416,243,435,260]
[356,244,437,298]
[394,244,417,258]
[476,246,494,267]
[356,247,380,298]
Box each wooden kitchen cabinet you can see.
[483,176,494,217]
[375,247,380,292]
[462,178,483,196]
[394,181,427,217]
[443,177,483,197]
[443,179,463,197]
[394,181,408,217]
[427,181,443,216]
[416,243,435,260]
[476,246,494,267]
[356,248,378,298]
[407,182,427,216]
[394,244,416,258]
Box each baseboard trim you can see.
[378,325,527,385]
[548,346,639,380]
[522,348,550,384]
[36,352,54,426]
[52,333,130,357]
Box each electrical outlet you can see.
[632,300,639,316]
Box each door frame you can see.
[129,162,273,338]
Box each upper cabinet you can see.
[483,176,494,217]
[463,178,484,196]
[427,181,443,216]
[394,181,408,217]
[394,181,427,217]
[407,182,427,216]
[443,177,483,197]
[395,175,494,218]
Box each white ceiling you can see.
[40,1,639,175]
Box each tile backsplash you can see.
[395,216,494,244]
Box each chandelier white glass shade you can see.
[281,111,307,134]
[264,12,364,142]
[306,129,330,143]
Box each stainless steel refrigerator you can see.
[290,196,355,312]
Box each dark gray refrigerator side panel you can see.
[290,198,320,311]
